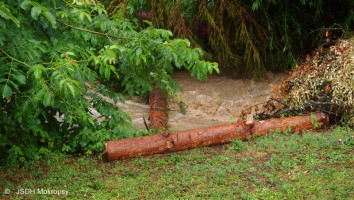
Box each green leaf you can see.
[252,0,260,11]
[141,55,147,64]
[67,83,75,96]
[7,79,19,92]
[31,6,42,20]
[118,93,125,103]
[20,0,32,10]
[84,12,92,22]
[99,65,104,76]
[0,6,11,19]
[59,79,66,90]
[1,84,12,98]
[94,57,100,65]
[184,39,191,47]
[10,16,20,27]
[66,51,75,57]
[43,93,52,107]
[31,64,43,79]
[79,141,87,147]
[110,45,119,49]
[195,48,203,56]
[11,73,26,84]
[212,63,220,74]
[62,144,71,152]
[208,64,213,74]
[79,12,85,20]
[109,119,114,128]
[136,48,142,56]
[136,57,141,65]
[22,100,30,112]
[42,11,56,28]
[143,20,153,26]
[104,66,111,80]
[0,6,20,27]
[35,89,45,101]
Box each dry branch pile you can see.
[249,36,353,127]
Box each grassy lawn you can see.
[1,127,353,199]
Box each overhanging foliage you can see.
[0,0,219,165]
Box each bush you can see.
[0,0,218,166]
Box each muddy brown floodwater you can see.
[103,71,287,132]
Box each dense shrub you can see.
[0,0,218,166]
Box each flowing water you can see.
[111,71,287,132]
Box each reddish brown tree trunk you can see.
[149,88,168,131]
[105,113,329,161]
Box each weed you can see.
[229,139,246,151]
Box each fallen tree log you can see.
[105,112,329,161]
[149,88,168,131]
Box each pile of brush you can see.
[243,33,353,127]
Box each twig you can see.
[0,49,31,67]
[305,23,344,38]
[269,95,290,107]
[143,116,150,131]
[319,41,339,48]
[56,19,139,40]
[271,100,335,118]
[309,101,334,105]
[272,108,292,118]
[241,12,269,39]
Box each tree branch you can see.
[56,19,139,40]
[0,49,31,67]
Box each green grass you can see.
[1,127,353,199]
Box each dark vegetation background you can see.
[108,0,353,76]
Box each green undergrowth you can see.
[1,127,353,199]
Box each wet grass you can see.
[1,127,353,199]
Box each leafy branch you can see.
[56,19,140,40]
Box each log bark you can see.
[105,113,329,161]
[149,88,168,131]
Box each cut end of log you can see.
[245,120,254,126]
[166,140,174,149]
[320,112,330,126]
